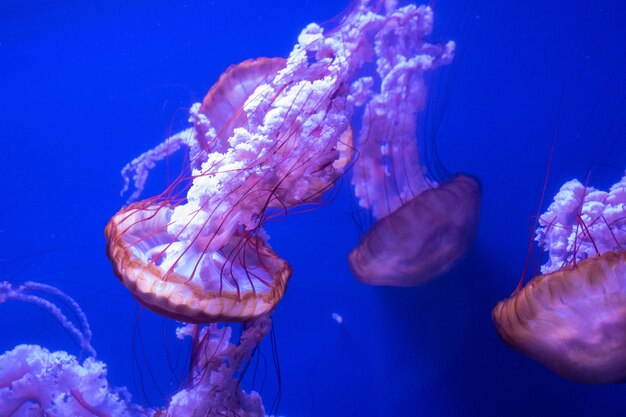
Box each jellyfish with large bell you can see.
[493,173,626,384]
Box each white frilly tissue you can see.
[536,172,626,273]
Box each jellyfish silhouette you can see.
[347,7,481,286]
[493,174,626,384]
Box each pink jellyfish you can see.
[0,281,145,416]
[347,6,481,286]
[493,173,626,383]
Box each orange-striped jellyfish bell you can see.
[106,0,453,322]
[346,4,481,287]
[493,173,626,383]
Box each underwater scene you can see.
[1,0,626,416]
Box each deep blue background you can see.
[1,0,626,416]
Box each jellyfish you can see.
[492,173,626,384]
[105,53,347,323]
[105,0,459,321]
[0,280,273,416]
[347,6,481,286]
[0,281,145,416]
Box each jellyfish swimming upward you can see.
[106,0,474,322]
[493,173,626,384]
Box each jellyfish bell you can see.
[105,203,292,323]
[198,57,287,143]
[492,174,626,384]
[493,250,626,384]
[350,174,481,286]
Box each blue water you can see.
[1,0,626,416]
